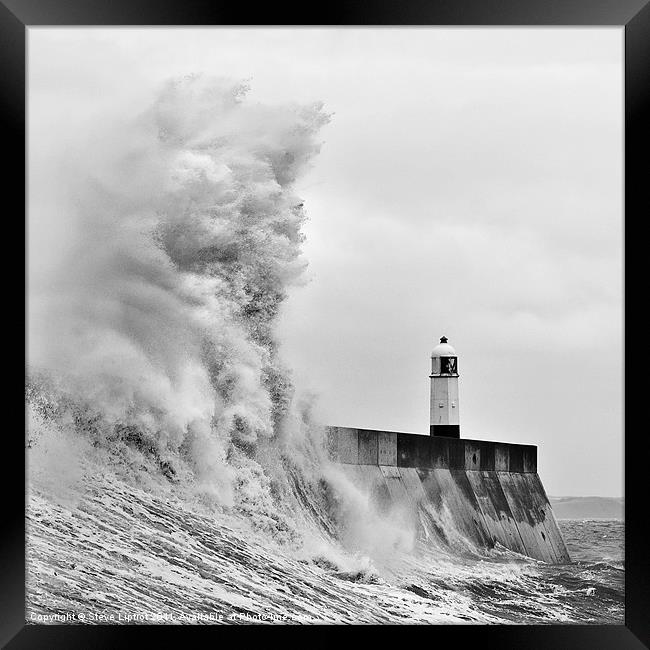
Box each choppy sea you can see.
[26,472,624,625]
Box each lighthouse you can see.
[429,336,460,438]
[325,333,571,563]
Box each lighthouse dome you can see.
[431,336,456,357]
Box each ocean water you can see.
[550,519,624,623]
[25,466,624,625]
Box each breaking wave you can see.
[28,74,332,525]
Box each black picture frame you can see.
[4,0,646,646]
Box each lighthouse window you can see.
[441,357,457,374]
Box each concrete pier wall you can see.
[327,426,570,564]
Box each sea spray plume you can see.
[150,76,328,446]
[27,74,432,563]
[27,75,331,517]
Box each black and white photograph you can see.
[25,25,624,626]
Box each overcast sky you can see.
[28,28,623,497]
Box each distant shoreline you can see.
[549,496,624,520]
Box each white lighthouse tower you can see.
[429,336,460,438]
